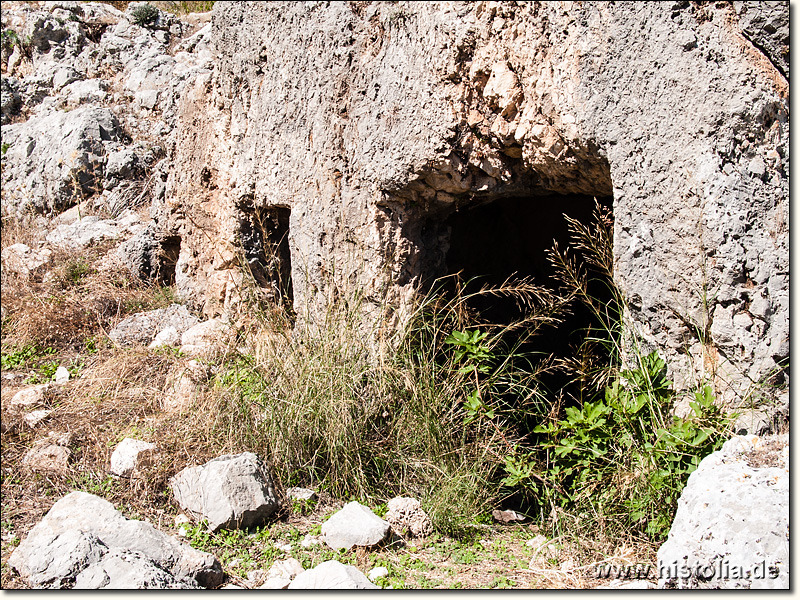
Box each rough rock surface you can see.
[1,243,52,278]
[321,501,391,551]
[45,210,143,248]
[162,2,787,407]
[8,491,222,589]
[287,560,378,590]
[169,452,280,532]
[162,358,208,412]
[22,441,70,475]
[23,409,52,428]
[258,557,305,589]
[73,549,195,590]
[657,434,789,589]
[286,487,317,502]
[1,0,213,265]
[1,106,123,217]
[109,437,155,477]
[108,303,199,347]
[385,496,433,538]
[9,383,51,412]
[178,317,229,355]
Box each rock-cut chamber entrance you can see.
[433,191,616,399]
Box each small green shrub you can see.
[516,351,729,539]
[131,4,160,28]
[64,258,94,286]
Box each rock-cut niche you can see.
[238,204,293,311]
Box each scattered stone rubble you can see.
[9,434,790,589]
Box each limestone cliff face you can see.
[165,1,788,405]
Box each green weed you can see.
[130,4,160,27]
[1,344,54,370]
[497,203,731,541]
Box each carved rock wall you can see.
[166,1,788,405]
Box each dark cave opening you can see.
[441,192,616,401]
[239,206,294,311]
[156,235,181,286]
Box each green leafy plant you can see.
[63,258,94,286]
[1,344,53,370]
[493,203,731,540]
[290,496,317,516]
[509,351,729,539]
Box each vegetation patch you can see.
[0,203,732,588]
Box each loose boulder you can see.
[178,318,230,355]
[109,437,155,477]
[321,501,391,551]
[9,491,222,589]
[1,243,52,279]
[258,557,305,589]
[73,549,195,589]
[23,409,52,428]
[169,452,280,532]
[108,304,199,347]
[657,434,789,589]
[9,384,51,412]
[288,560,378,590]
[22,442,70,475]
[385,496,433,538]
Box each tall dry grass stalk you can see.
[184,263,570,535]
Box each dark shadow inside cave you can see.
[440,192,616,400]
[156,235,181,286]
[239,205,294,311]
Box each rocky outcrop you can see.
[657,434,789,589]
[163,2,787,408]
[1,243,52,279]
[1,0,212,223]
[108,303,199,347]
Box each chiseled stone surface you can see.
[164,2,787,407]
